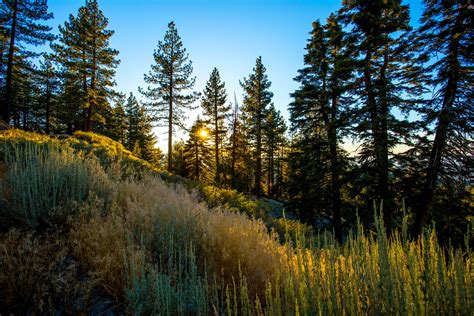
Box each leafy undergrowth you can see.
[0,130,472,315]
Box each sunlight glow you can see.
[199,128,209,138]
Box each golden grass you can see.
[0,230,89,314]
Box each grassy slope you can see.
[0,130,472,315]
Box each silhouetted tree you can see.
[141,21,198,172]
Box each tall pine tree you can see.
[2,0,53,123]
[141,21,199,172]
[340,0,425,229]
[240,57,273,197]
[201,67,229,185]
[52,0,119,132]
[411,0,473,236]
[263,104,286,198]
[125,92,157,163]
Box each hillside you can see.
[0,130,472,315]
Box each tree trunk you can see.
[411,23,461,237]
[168,74,173,172]
[194,142,199,180]
[364,49,389,227]
[231,100,238,187]
[4,0,18,123]
[214,98,220,184]
[329,94,343,243]
[379,46,392,229]
[82,53,88,131]
[45,81,51,134]
[255,109,262,198]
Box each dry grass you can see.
[0,230,90,314]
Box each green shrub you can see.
[0,141,112,227]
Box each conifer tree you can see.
[290,16,354,241]
[37,55,58,134]
[411,0,473,236]
[141,21,199,172]
[105,93,127,144]
[184,119,213,181]
[125,92,157,163]
[263,104,286,197]
[201,68,229,185]
[171,140,188,177]
[52,0,119,132]
[340,0,425,229]
[2,0,54,124]
[240,57,273,197]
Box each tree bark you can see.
[4,0,18,123]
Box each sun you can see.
[199,128,209,138]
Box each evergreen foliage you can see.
[140,21,199,172]
[410,0,473,237]
[240,57,274,197]
[125,92,160,165]
[52,0,119,132]
[1,0,54,123]
[201,68,229,185]
[183,118,213,182]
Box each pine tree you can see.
[290,15,354,241]
[171,140,188,177]
[37,55,58,134]
[56,66,83,134]
[105,93,127,144]
[52,0,119,132]
[201,67,229,185]
[240,56,273,197]
[1,0,53,124]
[263,104,286,198]
[141,21,199,172]
[125,92,157,163]
[411,0,473,237]
[184,119,213,181]
[340,0,425,229]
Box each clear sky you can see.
[44,0,423,151]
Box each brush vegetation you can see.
[0,130,472,314]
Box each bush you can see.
[0,141,112,227]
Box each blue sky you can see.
[44,0,423,150]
